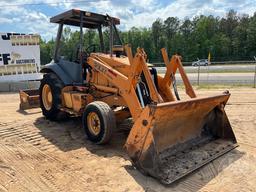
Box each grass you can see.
[186,70,254,73]
[176,83,255,90]
[194,84,255,89]
[157,64,256,73]
[159,69,255,74]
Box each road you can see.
[156,65,256,85]
[156,64,256,73]
[169,73,255,85]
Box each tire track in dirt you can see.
[0,120,98,191]
[0,120,63,191]
[0,122,60,153]
[0,143,57,192]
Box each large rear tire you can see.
[82,101,116,144]
[39,73,66,121]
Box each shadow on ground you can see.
[17,109,41,115]
[33,116,131,158]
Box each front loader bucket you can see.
[126,92,237,184]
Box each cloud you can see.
[0,0,255,40]
[0,2,57,39]
[0,17,12,24]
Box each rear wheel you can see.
[82,101,116,144]
[39,73,66,120]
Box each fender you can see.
[40,62,73,85]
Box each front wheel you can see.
[82,101,116,144]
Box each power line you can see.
[0,0,108,8]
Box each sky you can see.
[0,0,255,40]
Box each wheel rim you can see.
[42,84,53,110]
[87,112,101,136]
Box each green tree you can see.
[40,38,55,65]
[152,19,165,60]
[40,10,256,64]
[164,17,179,52]
[247,13,256,57]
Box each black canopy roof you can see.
[50,9,120,29]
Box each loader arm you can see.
[87,55,142,120]
[127,47,163,103]
[160,48,196,100]
[87,48,164,120]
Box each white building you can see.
[0,33,42,82]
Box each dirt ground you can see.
[0,88,255,192]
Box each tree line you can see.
[40,10,256,65]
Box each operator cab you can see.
[46,9,159,106]
[49,9,123,84]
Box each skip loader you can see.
[19,9,238,184]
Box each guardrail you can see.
[154,60,256,87]
[152,60,256,67]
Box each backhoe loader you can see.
[19,9,238,184]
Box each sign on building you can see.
[0,33,42,82]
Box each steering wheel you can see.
[72,44,100,63]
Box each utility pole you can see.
[254,56,256,88]
[197,63,201,86]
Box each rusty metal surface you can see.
[151,93,232,153]
[158,138,238,184]
[128,93,238,184]
[19,89,40,110]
